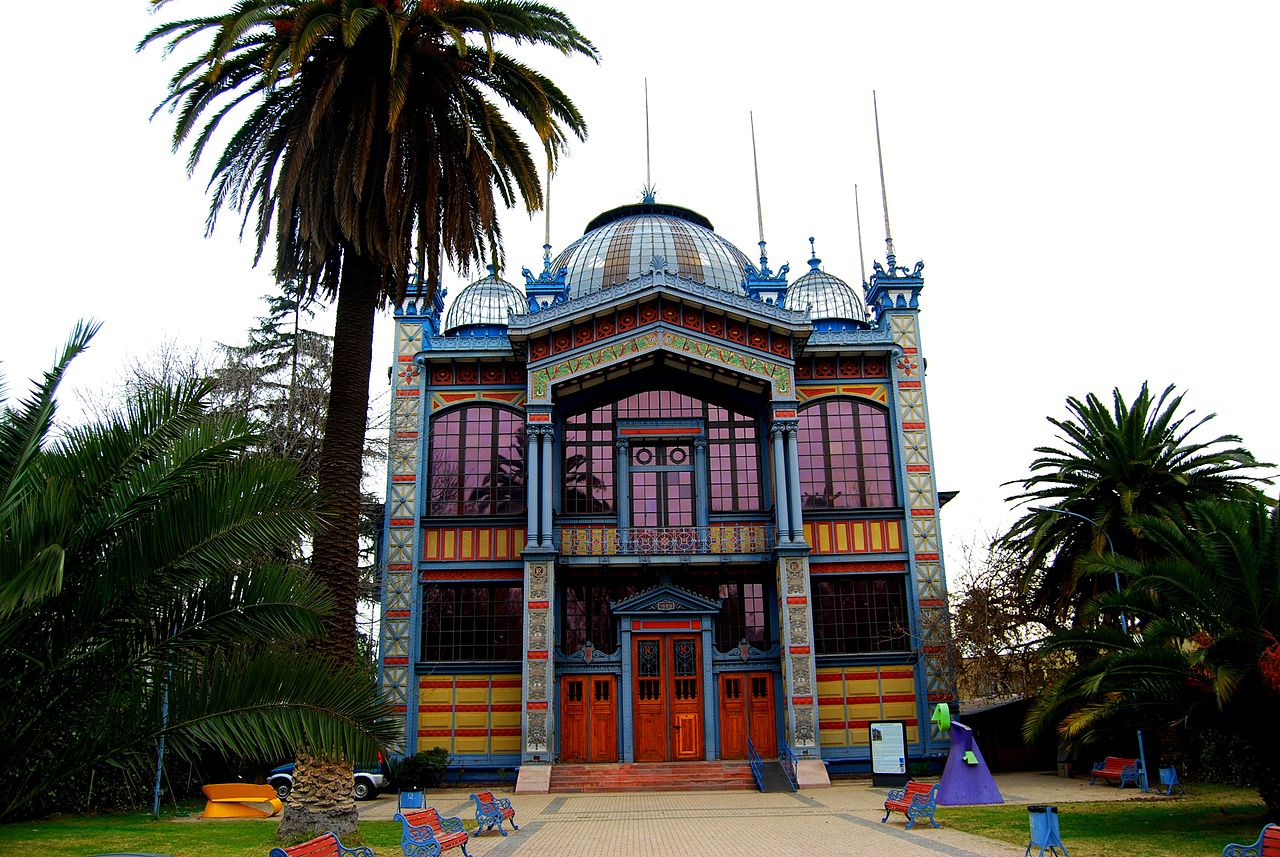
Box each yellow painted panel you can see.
[802,523,814,545]
[420,712,452,728]
[906,725,919,743]
[847,703,883,719]
[846,679,879,696]
[454,736,488,753]
[495,528,508,558]
[443,530,456,560]
[491,687,522,703]
[421,685,454,704]
[887,522,902,551]
[835,522,850,553]
[455,687,488,703]
[869,522,884,552]
[425,530,438,559]
[852,523,867,552]
[849,730,871,746]
[491,735,521,752]
[881,678,916,694]
[455,710,488,728]
[491,711,521,728]
[477,529,490,559]
[817,523,832,553]
[820,730,846,747]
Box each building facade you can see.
[378,196,954,788]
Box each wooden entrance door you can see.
[559,674,618,763]
[632,636,704,762]
[718,671,776,760]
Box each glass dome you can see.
[552,201,752,298]
[442,269,527,335]
[785,258,868,324]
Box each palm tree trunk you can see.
[279,252,380,840]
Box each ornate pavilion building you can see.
[378,195,954,791]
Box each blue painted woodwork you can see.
[268,831,373,857]
[395,808,471,857]
[1089,757,1141,789]
[882,781,940,830]
[471,791,519,837]
[1223,823,1280,857]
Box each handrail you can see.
[747,737,765,792]
[559,523,773,557]
[779,742,798,792]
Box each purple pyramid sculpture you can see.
[936,721,1003,805]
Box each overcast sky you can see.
[2,2,1277,577]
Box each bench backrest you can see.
[475,791,496,804]
[1101,756,1137,769]
[403,808,443,831]
[272,832,340,857]
[1262,824,1280,856]
[204,783,278,801]
[905,781,934,798]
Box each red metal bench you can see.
[471,790,519,836]
[1223,823,1280,857]
[394,807,471,857]
[881,780,940,830]
[268,831,373,857]
[1090,756,1142,789]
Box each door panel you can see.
[718,674,747,760]
[669,637,703,760]
[589,676,618,763]
[747,672,777,758]
[560,676,588,763]
[633,637,667,762]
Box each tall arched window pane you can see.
[428,405,525,516]
[797,399,895,509]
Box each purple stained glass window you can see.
[427,405,525,516]
[713,580,769,652]
[797,399,895,509]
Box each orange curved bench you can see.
[201,783,283,818]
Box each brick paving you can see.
[355,771,1165,856]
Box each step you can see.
[549,762,757,793]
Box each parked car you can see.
[268,762,386,801]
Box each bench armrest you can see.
[338,843,375,857]
[885,786,907,802]
[438,814,466,834]
[491,796,514,810]
[907,791,936,808]
[394,812,441,845]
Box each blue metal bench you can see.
[395,807,471,857]
[882,781,940,830]
[471,790,519,836]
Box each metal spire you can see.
[873,91,896,268]
[542,151,553,274]
[855,183,867,287]
[750,111,768,268]
[642,79,655,202]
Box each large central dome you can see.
[552,201,752,298]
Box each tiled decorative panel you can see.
[802,519,904,555]
[421,525,526,561]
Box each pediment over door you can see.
[609,580,722,617]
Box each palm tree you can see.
[0,324,396,820]
[1026,498,1280,814]
[143,0,596,835]
[999,383,1269,629]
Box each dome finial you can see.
[808,236,821,270]
[874,90,897,270]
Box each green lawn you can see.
[944,783,1272,857]
[0,804,479,857]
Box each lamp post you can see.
[1028,505,1150,792]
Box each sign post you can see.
[869,720,909,787]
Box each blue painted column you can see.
[783,420,806,547]
[770,422,791,544]
[525,425,541,549]
[539,427,554,549]
[620,619,634,762]
[616,438,631,548]
[693,435,710,551]
[701,619,716,760]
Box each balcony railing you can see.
[558,524,774,557]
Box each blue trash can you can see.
[1026,805,1068,857]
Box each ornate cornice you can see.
[415,336,515,360]
[507,270,811,335]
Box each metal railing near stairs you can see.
[747,737,765,792]
[779,742,798,792]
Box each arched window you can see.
[428,405,525,516]
[797,399,895,509]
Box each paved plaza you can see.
[351,773,1154,857]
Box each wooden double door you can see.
[717,672,777,760]
[632,636,705,762]
[559,675,618,763]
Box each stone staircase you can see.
[549,761,758,793]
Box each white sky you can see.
[2,2,1278,576]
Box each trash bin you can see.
[1026,805,1068,857]
[1158,766,1185,796]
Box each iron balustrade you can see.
[779,741,798,792]
[747,737,765,792]
[558,524,774,557]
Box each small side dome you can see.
[784,241,868,329]
[443,268,527,336]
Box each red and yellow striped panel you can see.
[416,673,522,754]
[815,665,918,748]
[803,519,903,556]
[422,526,526,561]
